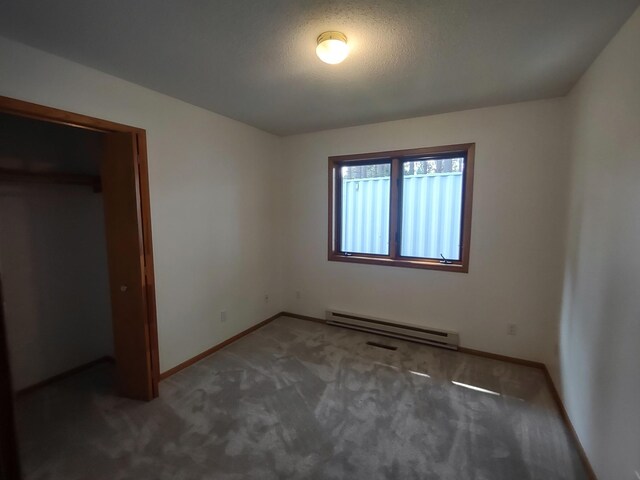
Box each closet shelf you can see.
[0,168,101,192]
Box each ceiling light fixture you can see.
[316,31,349,64]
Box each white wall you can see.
[0,36,284,373]
[558,7,640,480]
[281,98,570,363]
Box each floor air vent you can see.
[326,310,459,350]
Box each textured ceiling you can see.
[0,0,637,135]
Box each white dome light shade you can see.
[316,31,349,64]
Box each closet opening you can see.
[0,96,159,404]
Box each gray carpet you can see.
[16,316,587,479]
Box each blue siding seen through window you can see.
[339,158,465,260]
[341,164,390,255]
[401,172,463,260]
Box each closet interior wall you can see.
[0,113,113,391]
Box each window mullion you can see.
[389,158,401,259]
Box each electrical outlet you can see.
[507,323,517,336]
[220,310,227,323]
[295,290,301,300]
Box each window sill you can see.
[328,253,468,273]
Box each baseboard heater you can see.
[325,310,459,350]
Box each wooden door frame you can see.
[0,95,160,400]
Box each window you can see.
[328,144,475,272]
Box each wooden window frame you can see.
[328,143,475,273]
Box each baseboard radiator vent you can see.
[326,310,459,350]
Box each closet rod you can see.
[0,168,101,192]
